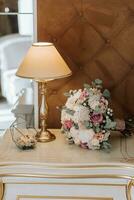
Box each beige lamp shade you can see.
[16,42,72,81]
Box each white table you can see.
[0,129,134,200]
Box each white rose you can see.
[78,121,86,129]
[61,109,74,123]
[99,97,108,113]
[65,97,76,110]
[78,129,95,143]
[103,131,110,141]
[73,105,89,123]
[74,138,81,145]
[65,90,82,110]
[89,100,100,110]
[88,94,101,110]
[89,88,101,95]
[91,138,100,146]
[70,127,79,138]
[99,103,107,113]
[88,138,100,150]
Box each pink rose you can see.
[90,113,103,124]
[115,119,125,131]
[63,120,73,129]
[100,96,108,106]
[79,90,89,100]
[80,142,88,149]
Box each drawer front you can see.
[3,182,126,200]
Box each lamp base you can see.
[36,130,56,143]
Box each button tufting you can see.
[79,66,83,70]
[53,38,57,42]
[106,39,111,44]
[52,90,58,95]
[38,0,134,127]
[79,12,84,17]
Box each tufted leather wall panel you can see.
[37,0,134,128]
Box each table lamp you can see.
[16,42,72,142]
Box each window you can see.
[0,0,33,36]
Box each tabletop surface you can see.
[0,129,134,165]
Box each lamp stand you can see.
[36,81,56,142]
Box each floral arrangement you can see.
[116,116,134,137]
[61,79,116,151]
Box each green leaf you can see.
[84,83,91,89]
[95,126,100,133]
[74,123,79,129]
[62,106,67,110]
[94,106,101,113]
[94,79,103,85]
[102,141,111,149]
[103,141,111,148]
[104,118,116,130]
[83,121,92,129]
[65,108,75,116]
[64,92,71,97]
[101,141,111,152]
[103,89,111,99]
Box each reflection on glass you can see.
[0,15,18,36]
[18,14,33,35]
[0,0,33,13]
[0,0,18,12]
[0,0,33,36]
[18,0,33,13]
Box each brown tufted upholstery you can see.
[37,0,134,128]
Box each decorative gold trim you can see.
[0,173,133,179]
[1,180,127,199]
[6,182,126,187]
[1,174,132,200]
[0,163,134,169]
[0,180,4,200]
[0,171,133,200]
[16,195,113,200]
[5,181,127,199]
[0,168,133,200]
[2,175,131,200]
[126,179,134,200]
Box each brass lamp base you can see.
[36,130,56,143]
[37,81,56,143]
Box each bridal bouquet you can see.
[61,79,116,151]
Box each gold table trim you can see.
[16,195,113,200]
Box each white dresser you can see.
[0,129,134,200]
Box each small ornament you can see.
[5,7,10,13]
[16,134,37,150]
[10,118,37,150]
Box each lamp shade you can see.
[16,42,72,81]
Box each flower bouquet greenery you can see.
[61,79,116,151]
